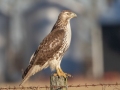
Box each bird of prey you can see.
[20,10,77,86]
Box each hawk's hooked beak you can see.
[72,13,77,18]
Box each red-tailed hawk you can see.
[20,10,77,86]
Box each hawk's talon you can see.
[65,73,72,77]
[54,67,72,78]
[53,72,72,78]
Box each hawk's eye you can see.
[66,13,69,15]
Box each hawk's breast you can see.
[48,22,72,71]
[64,21,71,49]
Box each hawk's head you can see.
[58,10,77,20]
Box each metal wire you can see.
[0,82,120,90]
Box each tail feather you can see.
[22,65,32,79]
[19,62,49,86]
[19,65,42,86]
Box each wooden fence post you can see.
[50,74,68,90]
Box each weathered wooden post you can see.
[50,75,68,90]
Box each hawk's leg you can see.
[59,68,72,77]
[60,68,71,77]
[53,67,71,78]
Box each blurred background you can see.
[0,0,120,86]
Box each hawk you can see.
[20,10,77,86]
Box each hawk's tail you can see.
[19,65,42,86]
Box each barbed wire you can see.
[0,82,120,90]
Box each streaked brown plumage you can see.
[20,10,77,86]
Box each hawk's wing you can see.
[20,29,65,86]
[30,29,66,65]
